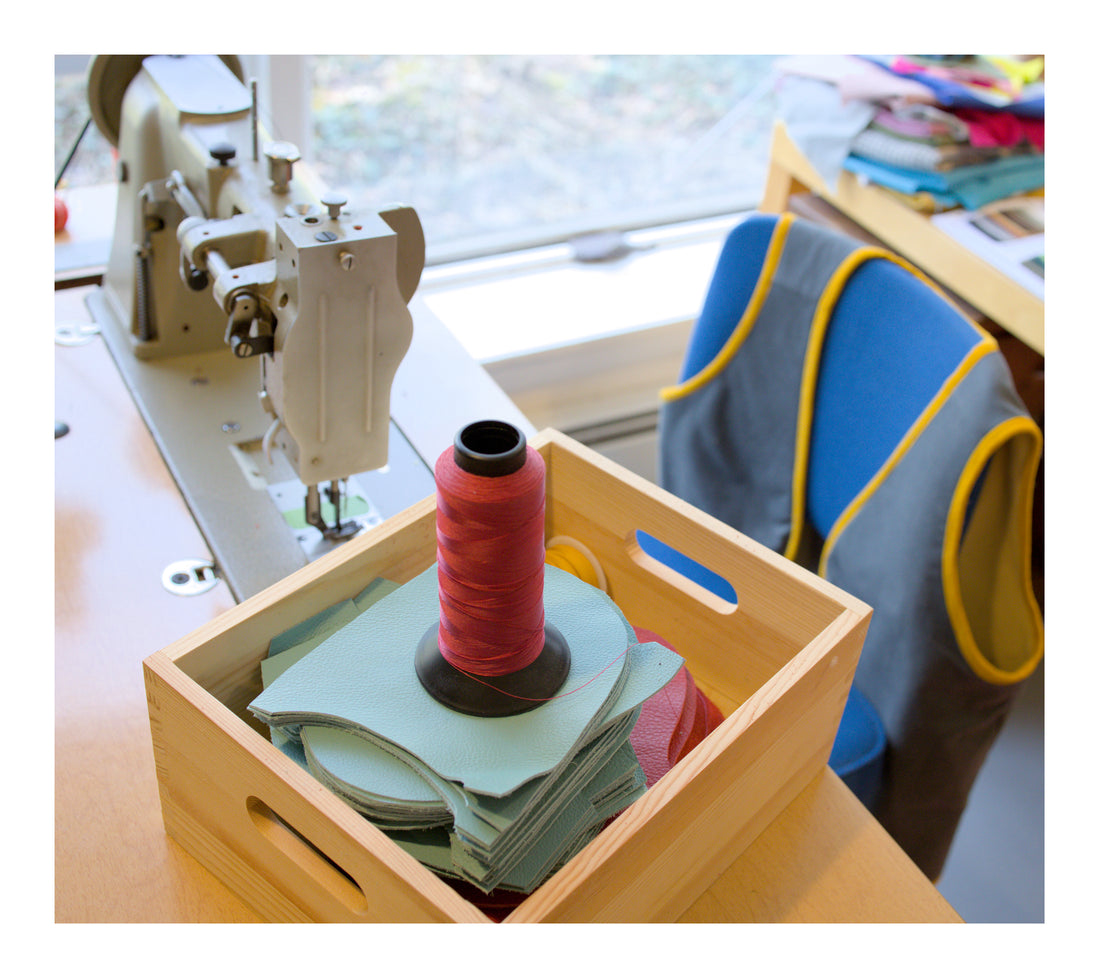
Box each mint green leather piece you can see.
[260,578,402,762]
[252,565,651,796]
[301,726,450,825]
[264,577,400,666]
[251,564,683,892]
[392,741,645,893]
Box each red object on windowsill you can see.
[55,194,69,234]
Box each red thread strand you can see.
[442,646,631,703]
[434,444,547,676]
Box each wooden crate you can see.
[143,429,871,922]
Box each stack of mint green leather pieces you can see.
[250,564,682,894]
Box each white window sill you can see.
[419,214,742,432]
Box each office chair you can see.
[655,212,1043,879]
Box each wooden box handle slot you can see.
[246,796,369,916]
[627,529,739,617]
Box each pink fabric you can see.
[956,109,1045,150]
[837,66,936,107]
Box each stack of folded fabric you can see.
[847,56,1044,211]
[854,101,1040,169]
[249,563,690,897]
[777,54,1045,212]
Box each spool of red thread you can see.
[415,421,571,716]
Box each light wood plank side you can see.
[164,496,437,699]
[760,122,808,211]
[535,431,868,702]
[507,605,869,922]
[144,650,490,923]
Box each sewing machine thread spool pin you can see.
[264,141,300,194]
[321,193,347,220]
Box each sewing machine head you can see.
[89,54,425,537]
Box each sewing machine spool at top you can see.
[82,54,519,599]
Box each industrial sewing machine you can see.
[83,54,528,599]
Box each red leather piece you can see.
[630,628,725,784]
[631,665,690,787]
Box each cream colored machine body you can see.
[84,54,485,598]
[96,52,422,489]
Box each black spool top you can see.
[453,420,526,477]
[415,623,571,717]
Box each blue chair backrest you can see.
[682,213,985,539]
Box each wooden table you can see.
[54,284,960,923]
[760,122,1044,356]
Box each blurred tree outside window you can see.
[55,54,780,264]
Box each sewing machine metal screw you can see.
[226,293,274,357]
[230,333,273,358]
[209,142,237,166]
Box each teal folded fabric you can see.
[844,152,1044,209]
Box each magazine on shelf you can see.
[931,196,1044,300]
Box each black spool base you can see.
[414,623,571,717]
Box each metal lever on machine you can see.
[224,291,275,358]
[174,176,277,359]
[166,169,205,219]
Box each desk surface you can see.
[54,284,960,923]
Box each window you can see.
[54,55,784,464]
[55,55,780,264]
[54,55,115,188]
[305,55,779,263]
